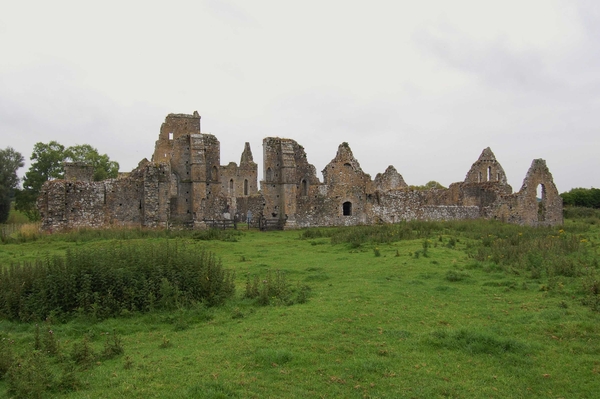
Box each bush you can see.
[7,351,53,399]
[0,241,235,321]
[244,270,310,306]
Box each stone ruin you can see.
[38,111,563,231]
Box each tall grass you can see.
[0,241,235,321]
[1,224,241,244]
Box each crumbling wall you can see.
[261,138,562,229]
[38,160,171,231]
[39,111,563,232]
[261,138,319,228]
[374,166,407,192]
[64,162,94,182]
[499,159,563,226]
[153,112,201,163]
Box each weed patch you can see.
[254,348,293,367]
[425,329,531,356]
[0,241,235,321]
[244,270,311,306]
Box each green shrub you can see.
[70,336,95,368]
[101,331,124,360]
[244,270,310,306]
[0,241,235,321]
[7,351,53,399]
[0,335,15,379]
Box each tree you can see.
[561,188,600,209]
[15,141,119,220]
[65,144,119,181]
[409,181,447,191]
[15,141,66,220]
[0,147,25,223]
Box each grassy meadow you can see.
[1,210,600,398]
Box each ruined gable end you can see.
[464,147,508,184]
[513,159,563,226]
[321,142,369,185]
[375,165,408,191]
[240,142,255,166]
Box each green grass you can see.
[0,218,599,398]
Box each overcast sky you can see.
[2,0,599,192]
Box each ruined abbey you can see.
[38,111,563,231]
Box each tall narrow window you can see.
[343,201,352,216]
[301,179,308,196]
[537,184,546,222]
[487,166,492,181]
[266,167,273,182]
[478,172,482,183]
[168,132,174,140]
[212,166,218,182]
[244,179,248,196]
[229,179,234,195]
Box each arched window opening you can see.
[343,201,352,216]
[478,171,482,183]
[301,179,308,196]
[487,166,492,181]
[266,167,273,182]
[536,184,545,200]
[168,132,174,141]
[244,179,248,196]
[537,184,546,222]
[229,179,234,196]
[212,166,219,182]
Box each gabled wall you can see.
[38,112,563,231]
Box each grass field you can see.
[0,213,599,398]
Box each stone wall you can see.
[38,111,563,231]
[64,162,94,182]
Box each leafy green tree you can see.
[0,147,25,223]
[561,188,600,209]
[16,141,119,220]
[65,144,119,181]
[409,181,447,190]
[15,141,66,220]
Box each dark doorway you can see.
[343,201,352,216]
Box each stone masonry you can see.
[38,112,563,231]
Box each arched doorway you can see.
[343,201,352,216]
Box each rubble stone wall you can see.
[38,112,563,231]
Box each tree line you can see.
[0,142,118,223]
[560,187,600,209]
